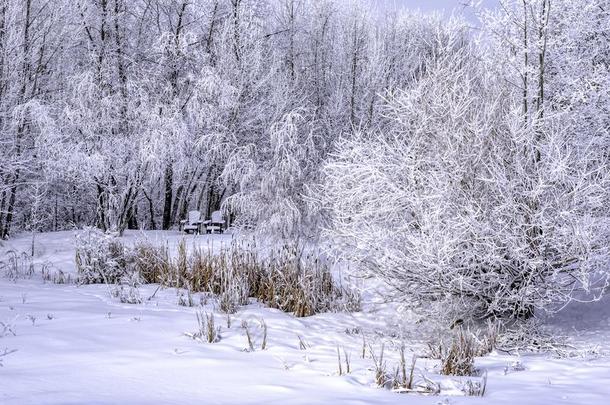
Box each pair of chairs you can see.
[180,210,225,234]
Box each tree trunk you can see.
[142,188,156,230]
[162,163,173,229]
[2,176,20,239]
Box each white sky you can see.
[376,0,498,12]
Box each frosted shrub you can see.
[319,34,610,323]
[75,227,127,284]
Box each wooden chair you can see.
[180,210,203,234]
[204,210,226,234]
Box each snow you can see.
[1,231,610,404]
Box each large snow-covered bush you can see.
[319,33,610,321]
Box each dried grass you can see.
[132,241,360,317]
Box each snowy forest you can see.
[1,0,610,403]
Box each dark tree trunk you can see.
[2,179,19,239]
[142,188,156,230]
[171,182,185,223]
[96,183,107,231]
[0,189,7,238]
[127,205,138,230]
[162,164,173,229]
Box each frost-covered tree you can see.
[223,111,318,240]
[61,0,141,234]
[0,0,69,238]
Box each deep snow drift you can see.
[1,231,609,404]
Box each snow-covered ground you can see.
[1,231,610,404]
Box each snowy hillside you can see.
[1,231,610,404]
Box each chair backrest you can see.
[210,210,223,223]
[188,210,201,224]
